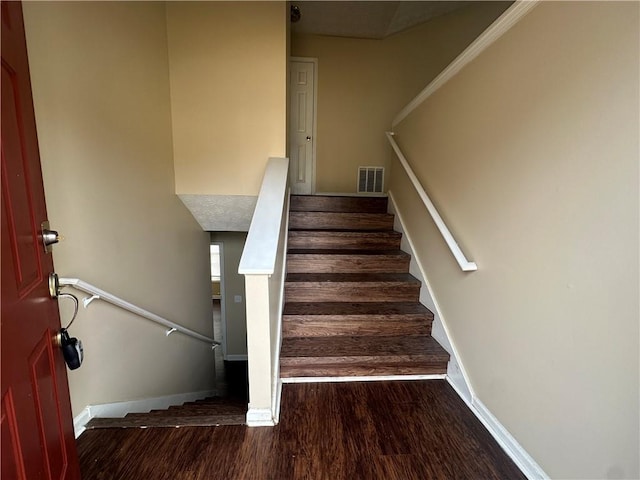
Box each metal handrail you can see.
[58,277,220,347]
[386,132,477,272]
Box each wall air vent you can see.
[357,167,384,193]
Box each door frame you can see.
[211,241,227,359]
[289,57,318,195]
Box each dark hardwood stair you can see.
[287,249,410,273]
[288,230,402,250]
[282,195,450,379]
[283,302,433,337]
[285,272,421,303]
[280,336,449,377]
[289,211,395,231]
[290,194,388,213]
[84,396,246,429]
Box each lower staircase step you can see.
[280,336,449,378]
[289,212,394,231]
[84,396,246,429]
[287,249,410,274]
[285,273,421,303]
[283,302,433,337]
[85,414,245,429]
[288,231,402,250]
[290,195,389,213]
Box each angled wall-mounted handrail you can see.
[58,277,219,347]
[386,132,477,272]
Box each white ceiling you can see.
[291,1,473,39]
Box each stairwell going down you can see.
[281,195,450,379]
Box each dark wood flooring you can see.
[77,380,525,480]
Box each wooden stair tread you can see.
[286,272,420,283]
[289,212,394,231]
[285,273,421,303]
[288,249,408,256]
[280,364,447,377]
[287,250,410,274]
[288,231,401,250]
[85,414,246,429]
[138,407,246,417]
[283,302,432,318]
[290,195,388,213]
[280,336,448,362]
[283,195,450,379]
[280,364,447,376]
[288,230,401,238]
[182,398,246,407]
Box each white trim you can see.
[246,407,275,427]
[470,397,548,480]
[281,374,445,384]
[392,0,539,127]
[73,389,217,438]
[448,379,549,480]
[225,354,248,361]
[387,191,473,403]
[271,192,290,424]
[386,133,477,272]
[239,157,290,274]
[290,57,318,194]
[387,192,545,479]
[213,240,228,360]
[73,408,91,439]
[273,379,283,424]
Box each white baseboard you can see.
[387,192,545,479]
[387,191,474,405]
[225,354,248,361]
[246,407,274,427]
[452,382,549,480]
[73,389,217,438]
[73,408,92,439]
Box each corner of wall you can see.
[387,190,474,404]
[387,189,549,480]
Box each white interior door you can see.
[289,60,316,195]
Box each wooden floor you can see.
[77,380,525,479]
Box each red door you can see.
[1,2,81,478]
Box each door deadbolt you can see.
[41,221,60,253]
[49,272,61,298]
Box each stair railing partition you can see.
[58,277,219,347]
[238,157,290,426]
[385,132,477,272]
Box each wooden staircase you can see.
[281,195,450,379]
[85,395,246,429]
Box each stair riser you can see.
[280,363,447,378]
[285,283,420,303]
[290,196,388,213]
[282,316,431,337]
[287,254,410,274]
[289,212,394,231]
[288,234,401,250]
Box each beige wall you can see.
[291,2,510,193]
[211,232,247,357]
[389,2,639,478]
[167,1,287,196]
[24,2,215,416]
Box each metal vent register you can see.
[358,167,384,193]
